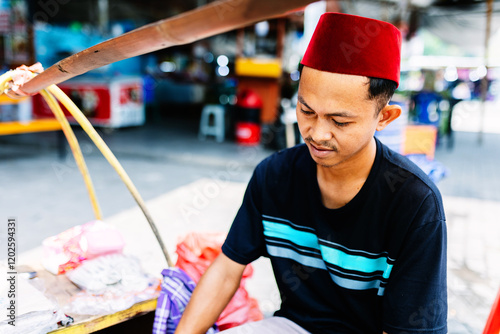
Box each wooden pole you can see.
[478,0,493,145]
[276,18,286,59]
[20,0,313,95]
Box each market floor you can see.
[1,117,499,333]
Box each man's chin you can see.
[309,153,341,168]
[316,161,340,168]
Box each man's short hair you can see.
[367,77,398,113]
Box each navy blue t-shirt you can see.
[222,138,447,334]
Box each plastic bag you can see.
[175,232,263,331]
[65,254,159,315]
[42,220,125,275]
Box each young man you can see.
[176,13,447,334]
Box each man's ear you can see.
[376,104,402,131]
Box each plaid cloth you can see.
[153,267,219,334]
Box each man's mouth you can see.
[308,141,337,158]
[310,142,333,151]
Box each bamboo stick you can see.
[47,84,174,267]
[39,89,103,220]
[21,0,313,95]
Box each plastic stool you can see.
[198,105,225,143]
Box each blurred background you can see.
[1,0,500,333]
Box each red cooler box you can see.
[33,76,145,128]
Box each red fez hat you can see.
[301,13,402,86]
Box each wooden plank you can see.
[49,298,158,334]
[0,119,62,135]
[27,267,158,333]
[20,0,314,95]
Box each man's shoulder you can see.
[378,144,445,220]
[379,142,441,193]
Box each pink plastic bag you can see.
[175,232,263,330]
[42,220,125,275]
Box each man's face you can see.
[297,66,381,168]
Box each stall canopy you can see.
[419,0,500,55]
[342,0,500,56]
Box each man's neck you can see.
[316,138,377,209]
[318,138,377,182]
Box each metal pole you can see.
[97,0,109,35]
[478,0,493,145]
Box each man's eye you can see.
[300,109,314,115]
[333,120,349,127]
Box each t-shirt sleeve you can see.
[221,163,266,265]
[383,194,448,334]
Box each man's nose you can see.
[311,119,333,142]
